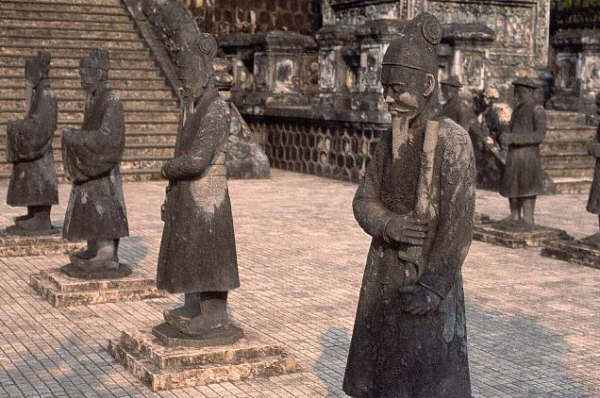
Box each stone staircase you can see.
[542,111,597,194]
[0,0,179,182]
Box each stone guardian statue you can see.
[156,33,240,340]
[440,76,471,130]
[61,48,130,277]
[584,92,600,245]
[499,78,546,225]
[5,51,58,234]
[343,13,475,398]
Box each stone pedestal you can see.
[29,267,166,307]
[541,239,600,269]
[108,327,298,391]
[0,227,84,257]
[473,219,570,248]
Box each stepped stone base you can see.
[0,227,84,257]
[108,326,298,391]
[473,219,570,248]
[541,238,600,269]
[29,267,166,307]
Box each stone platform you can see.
[473,219,570,249]
[29,267,167,307]
[0,227,84,257]
[541,239,600,269]
[108,327,298,391]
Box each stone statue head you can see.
[177,33,217,100]
[381,13,441,121]
[512,77,538,103]
[79,48,109,92]
[440,76,462,103]
[25,51,51,87]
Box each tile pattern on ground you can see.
[0,171,598,397]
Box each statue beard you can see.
[24,82,34,115]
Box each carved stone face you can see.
[25,60,42,87]
[179,51,211,100]
[381,65,435,120]
[513,85,532,103]
[79,67,102,92]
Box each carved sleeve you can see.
[162,101,230,180]
[510,105,547,146]
[352,130,395,240]
[418,129,475,298]
[62,92,125,183]
[11,90,57,161]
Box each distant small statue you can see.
[5,51,58,234]
[156,33,241,340]
[499,78,546,226]
[584,92,600,246]
[343,13,475,397]
[440,76,471,130]
[61,48,129,277]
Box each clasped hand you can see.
[398,285,441,315]
[384,213,431,246]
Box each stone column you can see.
[549,30,600,114]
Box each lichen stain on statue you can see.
[60,48,131,279]
[343,13,474,398]
[155,33,242,343]
[5,51,59,236]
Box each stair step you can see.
[550,177,592,194]
[0,17,134,31]
[0,9,132,23]
[0,45,150,58]
[0,37,147,51]
[0,168,163,184]
[0,86,175,98]
[0,156,172,174]
[545,166,594,178]
[0,120,180,133]
[541,139,589,153]
[541,152,595,165]
[0,66,162,80]
[0,98,178,112]
[0,26,140,41]
[0,55,156,69]
[0,132,178,146]
[0,1,128,14]
[546,110,587,127]
[4,0,123,5]
[545,126,597,140]
[0,110,178,122]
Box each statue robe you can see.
[156,88,239,293]
[440,95,471,130]
[587,124,600,213]
[6,79,58,207]
[62,82,129,241]
[500,99,546,198]
[343,117,475,398]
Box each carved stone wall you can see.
[548,30,600,115]
[187,0,322,37]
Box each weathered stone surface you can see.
[473,219,570,249]
[108,328,298,391]
[60,262,133,280]
[541,239,600,269]
[226,104,270,179]
[0,228,84,257]
[29,267,166,308]
[152,322,244,349]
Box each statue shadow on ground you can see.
[0,330,144,396]
[314,326,351,397]
[466,301,597,397]
[116,236,148,267]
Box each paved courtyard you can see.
[0,169,599,397]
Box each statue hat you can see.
[382,13,442,75]
[512,77,538,89]
[441,76,462,87]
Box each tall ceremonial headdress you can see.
[382,13,442,80]
[25,50,51,80]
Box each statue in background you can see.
[61,48,130,277]
[584,92,600,246]
[499,78,546,226]
[156,33,241,341]
[440,76,471,130]
[5,51,58,234]
[343,13,475,398]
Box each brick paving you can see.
[0,169,599,397]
